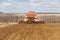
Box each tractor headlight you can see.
[34,19,38,21]
[35,16,37,18]
[24,19,27,21]
[24,19,28,22]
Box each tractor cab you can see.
[26,11,37,20]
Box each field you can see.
[0,23,60,40]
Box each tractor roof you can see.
[26,12,37,18]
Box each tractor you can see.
[19,11,45,24]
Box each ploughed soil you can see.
[0,23,60,40]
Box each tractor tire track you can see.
[0,24,60,40]
[0,24,24,40]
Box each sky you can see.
[0,0,60,13]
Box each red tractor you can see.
[19,11,45,24]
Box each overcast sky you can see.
[0,0,60,13]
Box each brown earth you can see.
[0,23,60,40]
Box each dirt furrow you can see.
[0,24,60,40]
